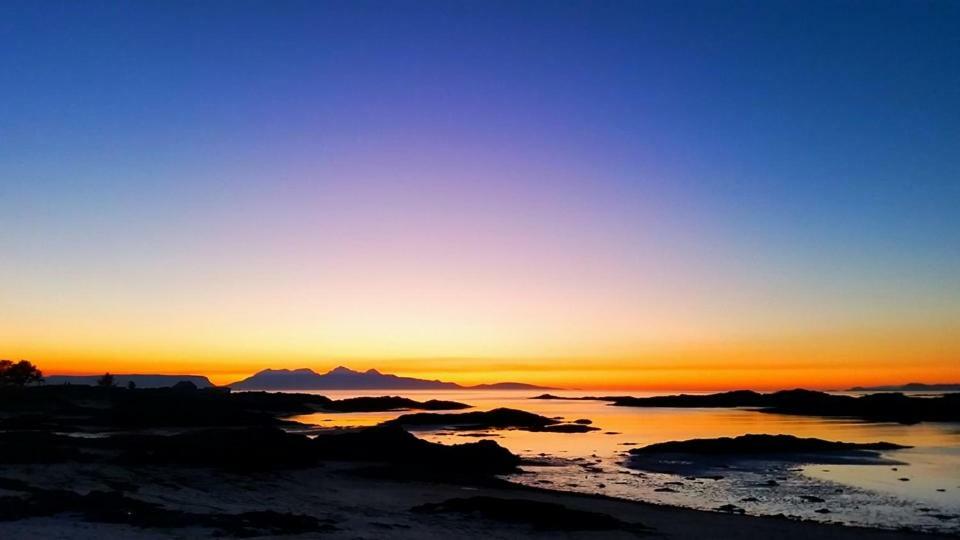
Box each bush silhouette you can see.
[97,373,115,387]
[0,360,44,386]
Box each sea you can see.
[287,389,960,534]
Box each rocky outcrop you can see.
[629,434,909,456]
[313,424,520,474]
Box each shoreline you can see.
[0,459,953,539]
[1,385,956,537]
[503,478,954,539]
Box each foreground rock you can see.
[627,434,910,475]
[382,407,598,433]
[313,424,520,475]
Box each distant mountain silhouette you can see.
[44,374,214,388]
[847,382,960,392]
[228,366,556,391]
[469,382,557,390]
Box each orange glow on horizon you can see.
[8,324,958,391]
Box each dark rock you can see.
[800,495,826,503]
[227,391,332,414]
[537,423,599,433]
[313,424,520,475]
[171,381,198,392]
[324,396,470,412]
[115,427,320,470]
[530,394,625,401]
[629,434,909,456]
[614,390,766,408]
[382,408,559,431]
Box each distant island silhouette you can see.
[228,366,557,391]
[846,383,960,392]
[41,367,555,391]
[44,374,215,388]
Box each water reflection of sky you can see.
[290,389,960,533]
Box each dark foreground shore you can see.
[0,384,954,538]
[0,459,955,540]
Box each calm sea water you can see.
[289,389,960,534]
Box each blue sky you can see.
[1,1,958,385]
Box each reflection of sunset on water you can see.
[290,387,960,532]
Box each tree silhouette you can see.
[0,360,44,386]
[97,372,115,387]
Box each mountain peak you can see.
[327,366,359,375]
[257,367,317,375]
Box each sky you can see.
[1,1,958,389]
